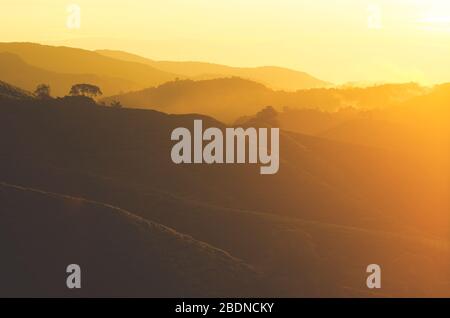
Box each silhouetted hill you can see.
[102,77,274,121]
[236,106,410,150]
[0,79,34,100]
[102,79,427,122]
[0,182,261,297]
[0,52,138,96]
[0,94,448,296]
[388,83,450,127]
[236,107,361,135]
[318,117,415,149]
[310,84,450,151]
[97,49,331,91]
[0,42,180,94]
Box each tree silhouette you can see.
[69,84,103,98]
[255,106,279,127]
[34,84,51,99]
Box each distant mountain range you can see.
[0,52,138,96]
[97,49,331,91]
[0,42,430,124]
[0,42,329,97]
[0,42,180,96]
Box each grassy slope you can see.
[0,182,262,297]
[0,97,448,296]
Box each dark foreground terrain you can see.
[0,87,449,297]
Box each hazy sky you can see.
[2,0,450,84]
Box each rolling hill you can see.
[315,84,450,150]
[0,182,262,297]
[0,81,448,296]
[97,49,331,91]
[102,79,427,123]
[0,52,138,96]
[0,79,34,100]
[0,42,329,97]
[102,77,275,121]
[0,42,180,93]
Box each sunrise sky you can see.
[2,0,450,84]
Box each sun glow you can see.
[1,0,450,84]
[415,0,450,31]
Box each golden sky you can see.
[1,0,450,84]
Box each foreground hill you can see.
[0,92,446,236]
[0,182,261,297]
[97,49,331,91]
[0,91,448,296]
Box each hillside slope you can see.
[0,94,446,235]
[0,80,34,100]
[0,182,261,297]
[102,77,274,121]
[0,92,448,296]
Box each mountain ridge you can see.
[96,49,331,91]
[0,52,139,96]
[0,42,180,93]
